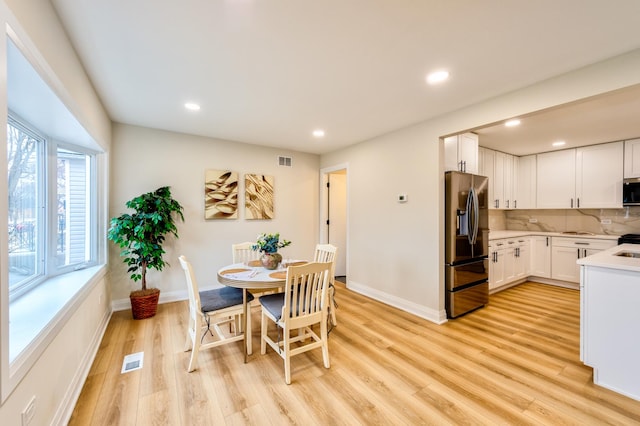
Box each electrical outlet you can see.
[22,396,36,426]
[601,219,612,225]
[528,218,538,223]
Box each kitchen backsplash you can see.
[489,207,640,236]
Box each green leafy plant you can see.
[252,232,291,254]
[108,186,184,293]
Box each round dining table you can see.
[217,260,307,362]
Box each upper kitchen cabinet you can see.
[444,132,478,174]
[514,155,536,209]
[494,151,514,209]
[624,138,640,178]
[537,142,623,209]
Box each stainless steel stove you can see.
[618,234,640,244]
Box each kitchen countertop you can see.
[577,243,640,273]
[489,230,619,241]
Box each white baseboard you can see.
[111,288,189,312]
[54,308,112,425]
[346,280,448,324]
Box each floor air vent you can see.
[278,156,292,167]
[121,352,144,373]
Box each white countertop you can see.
[577,243,640,273]
[489,230,619,241]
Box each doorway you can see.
[320,165,347,278]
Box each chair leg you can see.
[187,319,201,372]
[329,286,338,327]
[260,310,268,355]
[320,315,330,369]
[246,307,252,355]
[283,326,292,385]
[184,316,195,352]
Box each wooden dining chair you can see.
[179,255,253,372]
[232,241,280,305]
[313,244,339,327]
[232,241,260,264]
[260,261,332,384]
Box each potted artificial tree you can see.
[108,186,184,319]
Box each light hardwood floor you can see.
[70,281,640,425]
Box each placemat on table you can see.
[269,271,287,279]
[247,260,261,267]
[283,261,308,267]
[220,268,250,275]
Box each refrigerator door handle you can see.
[468,186,479,245]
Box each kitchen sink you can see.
[615,251,640,258]
[561,231,595,235]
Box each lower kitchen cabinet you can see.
[530,235,551,278]
[489,238,529,290]
[551,237,618,283]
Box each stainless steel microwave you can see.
[623,177,640,206]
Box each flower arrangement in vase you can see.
[252,232,291,270]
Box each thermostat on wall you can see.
[398,194,408,203]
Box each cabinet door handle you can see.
[577,198,580,208]
[577,248,581,258]
[514,200,517,209]
[495,199,499,208]
[571,198,574,208]
[546,237,549,246]
[506,200,510,209]
[575,242,590,245]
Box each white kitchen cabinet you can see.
[537,149,576,208]
[624,138,640,178]
[485,149,516,209]
[537,142,623,209]
[575,142,623,208]
[444,132,478,174]
[529,235,551,278]
[514,155,536,209]
[489,238,529,290]
[551,237,618,283]
[513,238,530,279]
[478,147,495,208]
[488,240,506,290]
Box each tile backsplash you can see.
[489,207,640,236]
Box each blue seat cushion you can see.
[199,287,254,313]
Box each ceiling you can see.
[474,84,640,156]
[50,0,640,155]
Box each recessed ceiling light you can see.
[552,141,566,147]
[426,70,450,85]
[505,119,521,127]
[312,129,325,138]
[184,102,200,111]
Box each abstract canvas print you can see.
[205,170,238,219]
[245,174,274,219]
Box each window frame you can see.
[7,112,99,301]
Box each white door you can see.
[328,172,347,277]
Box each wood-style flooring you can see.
[69,281,640,425]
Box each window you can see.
[7,115,96,301]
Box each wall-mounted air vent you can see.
[278,156,292,167]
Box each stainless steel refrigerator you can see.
[445,171,489,318]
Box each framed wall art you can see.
[205,170,238,219]
[245,174,274,219]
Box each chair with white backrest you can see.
[313,244,338,327]
[232,241,260,265]
[232,241,281,304]
[260,261,332,384]
[179,255,253,372]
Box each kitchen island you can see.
[578,243,640,401]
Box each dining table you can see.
[217,259,307,363]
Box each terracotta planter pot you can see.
[130,288,160,319]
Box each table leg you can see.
[243,288,248,363]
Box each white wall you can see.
[321,48,640,323]
[109,124,321,304]
[0,0,111,423]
